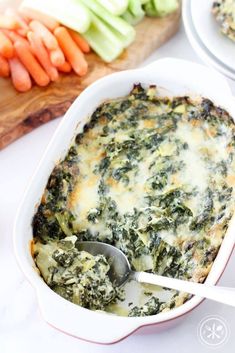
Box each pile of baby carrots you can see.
[0,8,90,92]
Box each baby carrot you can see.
[4,8,29,31]
[54,26,88,76]
[9,57,32,92]
[27,31,59,82]
[3,29,29,46]
[29,20,58,50]
[0,30,14,58]
[16,28,28,37]
[57,61,72,73]
[0,55,10,77]
[68,29,90,53]
[19,8,59,31]
[0,14,19,29]
[49,47,65,67]
[3,29,34,54]
[14,41,50,87]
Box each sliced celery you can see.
[144,0,178,17]
[122,9,144,26]
[143,0,158,16]
[128,0,145,18]
[79,0,135,40]
[122,10,137,25]
[83,13,124,62]
[96,0,128,15]
[110,24,135,47]
[20,0,91,33]
[153,0,179,16]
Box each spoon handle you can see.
[133,271,235,307]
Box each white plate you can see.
[191,0,235,72]
[183,0,235,81]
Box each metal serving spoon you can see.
[77,241,235,307]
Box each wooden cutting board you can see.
[0,10,180,149]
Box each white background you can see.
[0,23,235,353]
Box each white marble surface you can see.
[0,24,235,353]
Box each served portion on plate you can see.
[187,0,235,80]
[212,0,235,41]
[31,84,235,317]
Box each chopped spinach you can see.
[190,188,214,231]
[128,297,163,317]
[32,84,235,317]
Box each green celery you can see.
[122,0,145,26]
[153,0,178,16]
[96,0,128,15]
[144,0,178,17]
[122,9,144,25]
[128,0,145,18]
[20,0,91,33]
[143,0,158,16]
[83,13,123,62]
[79,0,135,41]
[122,10,138,25]
[110,24,135,47]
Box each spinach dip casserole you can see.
[32,84,235,317]
[212,0,235,41]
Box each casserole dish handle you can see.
[37,288,140,344]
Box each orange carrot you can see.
[54,26,88,76]
[9,57,32,92]
[17,11,30,24]
[3,29,33,53]
[49,47,65,67]
[68,29,90,53]
[4,8,29,30]
[57,61,72,73]
[0,14,19,29]
[14,41,50,87]
[0,30,14,58]
[0,55,10,77]
[3,29,29,45]
[19,8,59,31]
[16,28,28,37]
[27,31,59,82]
[29,20,58,50]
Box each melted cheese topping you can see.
[69,115,235,250]
[33,86,235,317]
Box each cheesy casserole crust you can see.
[32,84,235,316]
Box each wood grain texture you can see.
[0,10,180,149]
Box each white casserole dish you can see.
[13,58,235,344]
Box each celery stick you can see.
[122,9,144,26]
[83,13,123,62]
[96,0,128,15]
[128,0,145,18]
[122,10,137,25]
[153,0,178,16]
[110,25,135,47]
[144,0,158,16]
[122,0,145,26]
[20,0,91,33]
[144,0,179,17]
[79,0,135,40]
